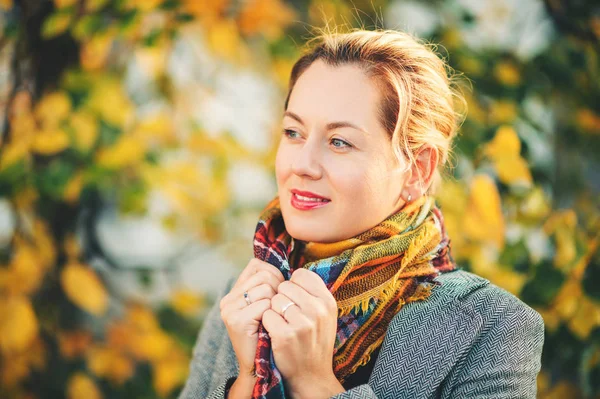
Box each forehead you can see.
[286,60,381,126]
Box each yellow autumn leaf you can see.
[494,157,532,187]
[61,263,108,316]
[457,56,483,76]
[567,294,600,340]
[85,0,109,12]
[537,370,551,396]
[553,278,581,320]
[0,0,12,10]
[237,0,296,40]
[153,352,189,397]
[576,108,600,133]
[170,290,205,316]
[55,0,77,7]
[67,373,102,399]
[87,79,133,127]
[87,346,134,385]
[489,101,517,124]
[126,0,163,12]
[494,62,521,86]
[484,126,521,159]
[0,140,30,171]
[554,229,577,269]
[206,19,245,61]
[463,174,505,249]
[129,330,173,362]
[35,91,72,128]
[126,304,160,331]
[542,381,582,399]
[486,267,527,295]
[69,111,99,152]
[96,136,147,169]
[181,0,228,22]
[9,113,36,145]
[545,210,577,233]
[0,296,39,353]
[0,241,46,296]
[132,114,176,147]
[64,172,84,204]
[308,0,352,30]
[519,187,551,220]
[58,330,93,359]
[483,126,532,186]
[80,32,113,71]
[272,57,296,88]
[31,129,70,155]
[0,337,45,387]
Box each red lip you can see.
[290,189,330,200]
[290,189,331,211]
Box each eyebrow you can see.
[283,111,370,136]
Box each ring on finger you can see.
[281,301,296,318]
[243,290,252,306]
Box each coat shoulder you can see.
[426,269,544,329]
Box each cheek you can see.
[275,145,289,186]
[330,160,390,206]
[327,159,371,199]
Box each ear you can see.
[404,145,438,198]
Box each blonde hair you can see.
[284,28,466,195]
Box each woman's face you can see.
[275,59,410,243]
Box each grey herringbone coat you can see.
[178,269,545,399]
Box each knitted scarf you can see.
[252,194,457,399]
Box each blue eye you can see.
[283,129,301,139]
[331,138,351,148]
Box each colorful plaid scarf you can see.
[251,194,457,399]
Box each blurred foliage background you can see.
[0,0,598,398]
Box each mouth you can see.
[290,190,331,210]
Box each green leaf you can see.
[98,121,122,147]
[175,13,195,23]
[583,249,600,300]
[520,261,565,307]
[41,10,73,39]
[35,159,75,200]
[0,161,29,197]
[72,14,107,40]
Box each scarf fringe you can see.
[340,334,387,383]
[337,276,405,317]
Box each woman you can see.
[178,29,545,399]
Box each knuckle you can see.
[326,298,337,313]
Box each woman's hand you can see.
[262,268,346,398]
[220,258,285,378]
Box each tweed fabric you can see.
[252,195,457,398]
[177,269,545,399]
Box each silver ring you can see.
[281,301,295,317]
[243,290,251,306]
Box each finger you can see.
[224,270,282,308]
[290,268,330,299]
[262,308,291,338]
[271,293,305,325]
[222,298,271,330]
[232,283,277,311]
[276,280,316,315]
[234,258,284,290]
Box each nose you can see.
[290,140,323,180]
